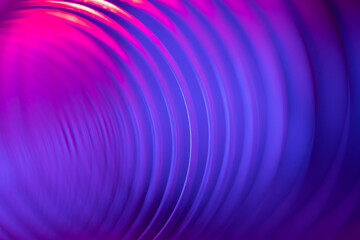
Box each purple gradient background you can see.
[0,0,360,239]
